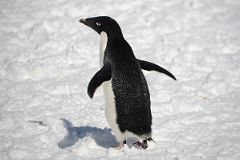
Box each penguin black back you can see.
[109,40,152,135]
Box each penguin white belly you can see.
[100,31,124,142]
[102,81,115,125]
[102,81,123,141]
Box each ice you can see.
[0,0,240,160]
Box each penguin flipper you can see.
[87,65,111,98]
[138,59,177,80]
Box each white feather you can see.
[99,31,107,67]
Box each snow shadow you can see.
[58,118,116,149]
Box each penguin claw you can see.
[133,140,148,149]
[142,140,148,149]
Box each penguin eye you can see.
[96,22,101,26]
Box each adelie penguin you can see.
[79,16,176,149]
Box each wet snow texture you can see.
[0,0,240,159]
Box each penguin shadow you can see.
[58,118,117,149]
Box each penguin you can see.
[79,16,176,149]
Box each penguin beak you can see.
[79,18,87,25]
[79,18,92,28]
[79,17,101,34]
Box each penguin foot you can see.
[133,140,148,149]
[142,140,148,149]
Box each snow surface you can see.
[0,0,240,159]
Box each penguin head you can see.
[80,16,123,37]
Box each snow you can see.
[0,0,240,159]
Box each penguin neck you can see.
[99,31,126,66]
[106,32,126,49]
[100,31,108,67]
